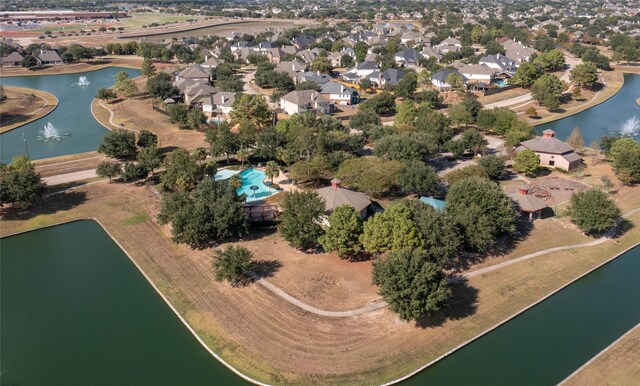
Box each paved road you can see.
[483,53,582,109]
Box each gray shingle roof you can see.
[519,137,575,154]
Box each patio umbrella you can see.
[250,185,259,199]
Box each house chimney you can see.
[331,178,342,189]
[543,129,556,138]
[519,185,529,195]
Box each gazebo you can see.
[315,179,371,219]
[509,185,548,221]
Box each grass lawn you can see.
[118,13,206,30]
[563,323,640,385]
[0,86,58,133]
[2,172,638,385]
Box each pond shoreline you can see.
[382,240,640,385]
[0,86,59,134]
[0,56,141,78]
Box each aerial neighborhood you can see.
[1,0,640,385]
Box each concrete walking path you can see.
[257,207,639,317]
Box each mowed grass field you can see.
[564,323,640,386]
[2,164,639,385]
[117,13,207,30]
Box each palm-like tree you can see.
[265,161,280,183]
[236,149,249,167]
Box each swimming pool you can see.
[214,168,281,202]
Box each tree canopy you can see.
[569,189,620,235]
[319,205,364,259]
[279,191,325,250]
[158,178,248,245]
[0,155,46,209]
[213,246,254,286]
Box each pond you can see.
[401,244,640,385]
[1,220,249,386]
[536,73,640,145]
[0,67,140,163]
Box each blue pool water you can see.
[214,168,281,202]
[494,79,509,87]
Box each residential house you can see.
[394,48,423,67]
[320,82,359,106]
[435,37,462,53]
[351,61,379,78]
[202,91,236,121]
[291,35,316,50]
[516,129,583,171]
[37,50,63,65]
[275,60,307,82]
[176,64,210,84]
[297,71,333,86]
[1,51,24,66]
[280,90,331,115]
[498,38,535,63]
[479,53,517,73]
[430,69,468,90]
[315,179,371,218]
[457,64,497,83]
[368,68,406,88]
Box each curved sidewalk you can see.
[257,207,639,317]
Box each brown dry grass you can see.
[563,324,640,386]
[2,163,639,385]
[0,56,142,77]
[0,86,58,133]
[91,76,208,152]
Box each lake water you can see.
[536,73,640,144]
[401,244,640,385]
[0,67,140,163]
[0,220,248,386]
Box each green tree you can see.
[609,138,640,185]
[360,92,396,115]
[448,103,473,128]
[445,73,464,93]
[167,103,189,127]
[569,61,598,89]
[337,157,404,197]
[461,128,486,155]
[311,56,333,73]
[161,148,203,191]
[533,49,565,71]
[525,106,538,118]
[349,109,381,130]
[358,77,372,91]
[121,162,148,182]
[394,100,416,126]
[360,201,424,254]
[510,62,544,87]
[289,155,331,184]
[96,161,121,182]
[478,154,506,180]
[213,246,253,286]
[569,189,620,235]
[0,155,46,209]
[445,164,489,185]
[264,161,280,183]
[341,54,354,68]
[114,72,138,99]
[531,74,564,111]
[446,177,518,251]
[141,58,157,78]
[514,149,540,177]
[136,130,158,148]
[206,123,239,163]
[147,73,179,100]
[398,160,440,196]
[279,191,325,250]
[186,108,207,130]
[372,248,451,321]
[395,72,418,99]
[405,200,462,265]
[231,94,271,127]
[97,129,137,159]
[158,178,248,245]
[137,146,163,176]
[96,88,117,102]
[373,132,439,162]
[318,205,364,259]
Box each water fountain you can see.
[77,76,91,86]
[620,115,640,136]
[36,122,69,141]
